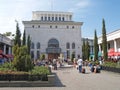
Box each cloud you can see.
[68,0,91,12]
[76,0,90,8]
[0,0,53,34]
[0,0,92,34]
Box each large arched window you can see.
[62,17,64,21]
[48,38,59,48]
[48,17,50,21]
[72,43,75,49]
[46,38,61,54]
[59,17,61,21]
[37,42,40,49]
[55,17,58,21]
[31,42,34,49]
[41,16,43,21]
[66,42,70,49]
[45,17,47,21]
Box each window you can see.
[55,17,58,21]
[59,17,61,21]
[55,26,57,28]
[31,42,34,49]
[67,26,69,29]
[72,51,76,59]
[41,17,43,21]
[48,39,59,48]
[48,17,50,21]
[67,50,70,58]
[108,43,110,49]
[62,17,64,21]
[37,42,40,49]
[69,15,72,20]
[32,25,34,28]
[66,42,70,49]
[52,17,54,21]
[50,25,52,28]
[38,25,40,28]
[72,26,74,29]
[72,43,75,49]
[45,17,47,21]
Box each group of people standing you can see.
[33,56,101,73]
[75,57,101,73]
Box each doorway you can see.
[48,53,59,60]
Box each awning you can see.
[108,52,114,56]
[114,52,120,56]
[0,50,3,54]
[108,52,120,56]
[108,48,114,53]
[0,55,3,58]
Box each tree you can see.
[71,52,75,62]
[14,22,21,47]
[40,54,45,60]
[22,29,26,45]
[85,39,90,60]
[27,35,31,54]
[102,19,108,61]
[13,45,33,71]
[82,39,86,60]
[94,30,99,61]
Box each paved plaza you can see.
[0,67,120,90]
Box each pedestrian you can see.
[77,56,83,73]
[73,58,77,68]
[53,59,57,70]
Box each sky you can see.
[0,0,120,38]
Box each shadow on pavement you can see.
[53,73,66,87]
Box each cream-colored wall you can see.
[23,21,83,59]
[98,29,120,52]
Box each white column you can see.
[43,14,45,21]
[9,47,11,54]
[53,14,55,21]
[65,15,67,21]
[114,39,117,52]
[46,14,48,21]
[34,50,37,60]
[57,14,59,21]
[99,44,101,51]
[3,44,6,54]
[67,15,69,21]
[50,14,52,21]
[39,14,41,20]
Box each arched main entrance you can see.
[46,38,61,59]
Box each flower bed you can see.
[0,66,50,81]
[102,61,120,73]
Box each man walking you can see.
[77,56,83,73]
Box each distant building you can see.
[98,29,120,58]
[82,38,94,55]
[23,11,83,60]
[82,38,94,60]
[0,34,12,54]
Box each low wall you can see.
[0,74,55,87]
[102,66,120,73]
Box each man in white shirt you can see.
[77,57,83,73]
